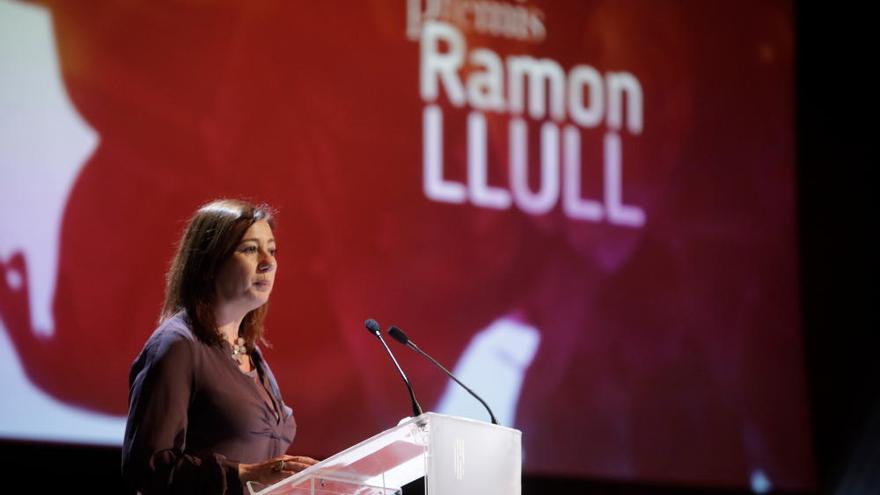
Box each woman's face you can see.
[215,219,277,315]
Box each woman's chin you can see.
[248,291,271,307]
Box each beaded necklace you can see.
[231,337,248,364]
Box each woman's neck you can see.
[214,305,245,344]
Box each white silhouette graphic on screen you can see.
[0,0,124,444]
[436,315,540,428]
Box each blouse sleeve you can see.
[122,334,243,494]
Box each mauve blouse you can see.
[122,312,296,494]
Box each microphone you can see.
[388,325,498,425]
[364,318,424,419]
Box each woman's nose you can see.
[258,252,275,272]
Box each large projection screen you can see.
[0,0,813,491]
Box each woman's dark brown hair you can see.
[161,199,276,349]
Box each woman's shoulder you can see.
[129,312,203,384]
[150,311,197,344]
[138,312,201,363]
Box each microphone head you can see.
[364,318,381,335]
[388,326,409,345]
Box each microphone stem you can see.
[377,334,424,418]
[408,342,498,425]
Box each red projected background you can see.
[0,0,812,491]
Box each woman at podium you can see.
[122,199,317,493]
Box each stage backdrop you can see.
[0,0,813,491]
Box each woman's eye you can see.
[241,246,257,253]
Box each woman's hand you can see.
[239,454,320,487]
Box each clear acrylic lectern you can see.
[247,412,521,495]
